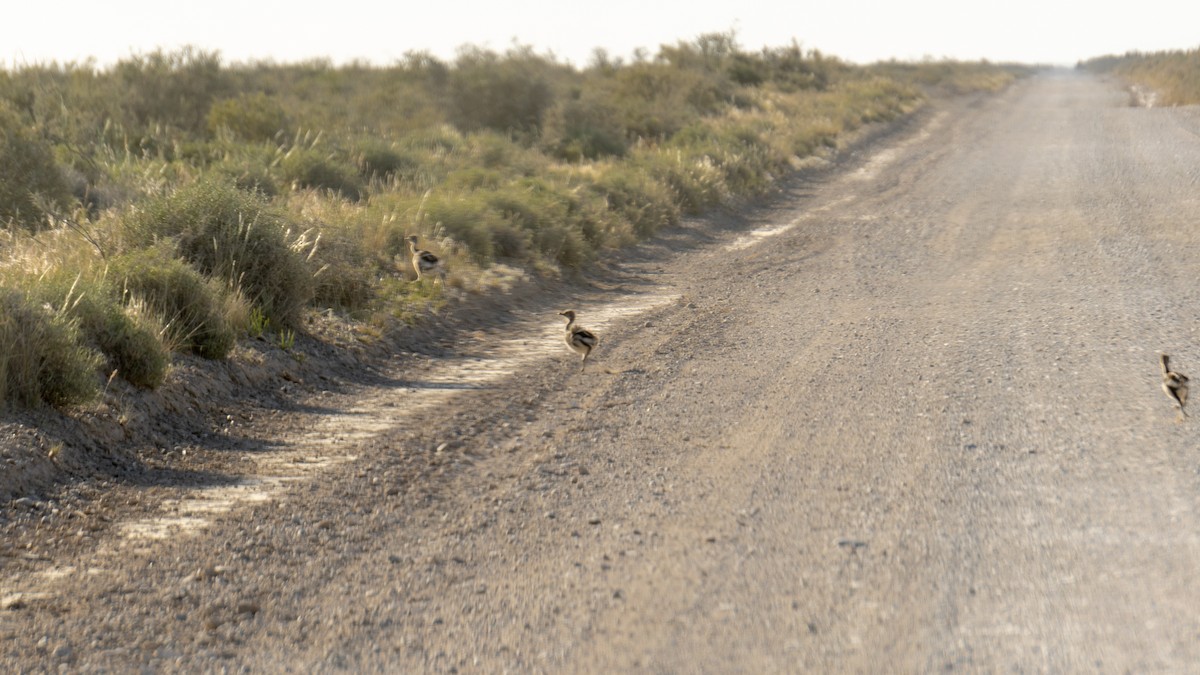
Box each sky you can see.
[2,0,1198,69]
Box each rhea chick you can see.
[1161,353,1189,422]
[405,235,446,286]
[559,310,599,372]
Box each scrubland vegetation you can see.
[0,34,1022,408]
[1079,49,1200,104]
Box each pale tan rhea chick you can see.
[559,310,599,372]
[1161,353,1189,422]
[405,235,446,286]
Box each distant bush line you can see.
[1078,49,1200,105]
[0,34,1024,408]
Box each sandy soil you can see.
[4,70,1200,672]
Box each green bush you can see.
[309,230,376,311]
[530,220,588,269]
[0,288,100,408]
[591,168,679,237]
[788,119,841,157]
[114,47,230,134]
[727,53,768,86]
[484,178,595,267]
[207,92,287,142]
[354,140,417,180]
[126,177,313,328]
[1079,50,1200,105]
[420,194,501,261]
[544,94,627,161]
[447,47,557,135]
[109,247,237,359]
[215,158,279,197]
[0,106,73,229]
[89,295,170,388]
[280,147,363,201]
[32,269,170,389]
[764,43,843,92]
[206,142,281,196]
[607,61,732,139]
[444,166,505,191]
[638,148,727,214]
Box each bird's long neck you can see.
[563,316,575,331]
[1162,353,1171,375]
[409,241,419,255]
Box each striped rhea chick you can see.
[559,310,599,372]
[405,235,447,286]
[1161,353,1189,421]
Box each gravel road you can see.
[4,69,1200,673]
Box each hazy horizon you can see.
[3,0,1198,69]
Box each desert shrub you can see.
[788,118,842,157]
[447,47,557,135]
[474,132,520,169]
[530,220,588,268]
[556,182,619,248]
[607,65,697,140]
[31,269,170,389]
[207,92,287,142]
[838,77,915,124]
[641,60,730,111]
[727,53,768,86]
[636,147,727,214]
[871,60,1019,96]
[109,247,237,359]
[271,192,379,310]
[0,105,73,229]
[280,147,363,201]
[444,166,505,191]
[710,141,778,196]
[214,158,279,197]
[309,229,376,311]
[590,168,679,237]
[88,294,170,388]
[764,43,843,91]
[208,142,280,196]
[544,93,627,161]
[114,47,230,134]
[483,179,595,267]
[354,140,417,180]
[419,194,503,261]
[401,125,464,156]
[1079,49,1200,105]
[125,177,313,328]
[175,139,225,165]
[0,288,101,407]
